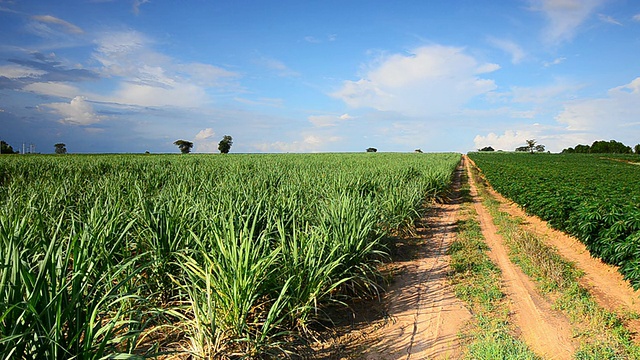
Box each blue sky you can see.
[1,0,639,153]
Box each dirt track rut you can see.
[363,161,471,359]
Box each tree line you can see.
[562,140,640,154]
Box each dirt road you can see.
[361,161,471,360]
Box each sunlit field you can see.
[0,152,460,358]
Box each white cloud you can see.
[509,81,579,104]
[255,56,299,77]
[0,64,47,78]
[598,14,622,26]
[132,0,149,15]
[543,57,566,67]
[530,0,606,44]
[194,128,219,153]
[106,81,207,108]
[555,77,640,133]
[176,63,239,87]
[633,14,640,22]
[308,113,355,127]
[93,30,157,78]
[304,36,321,43]
[92,30,238,108]
[42,96,102,125]
[332,45,499,117]
[474,129,536,151]
[23,81,81,98]
[32,15,83,34]
[234,97,284,108]
[487,37,526,64]
[254,134,342,152]
[195,128,215,140]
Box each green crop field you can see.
[468,152,640,290]
[0,152,460,358]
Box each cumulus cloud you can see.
[332,45,499,117]
[530,0,605,45]
[474,129,537,151]
[42,96,102,125]
[32,15,83,34]
[195,128,215,140]
[487,37,526,64]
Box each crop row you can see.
[468,153,640,290]
[0,152,460,358]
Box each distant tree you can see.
[478,146,494,152]
[526,139,536,154]
[590,140,632,154]
[561,147,575,154]
[218,135,233,154]
[173,140,193,154]
[366,147,377,153]
[0,141,18,154]
[635,144,640,155]
[535,144,546,152]
[515,146,529,152]
[574,144,590,153]
[54,143,67,154]
[414,149,423,153]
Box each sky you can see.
[1,0,639,154]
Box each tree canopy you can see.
[218,135,233,154]
[54,143,67,154]
[366,147,377,153]
[1,141,18,154]
[562,140,633,154]
[173,140,194,154]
